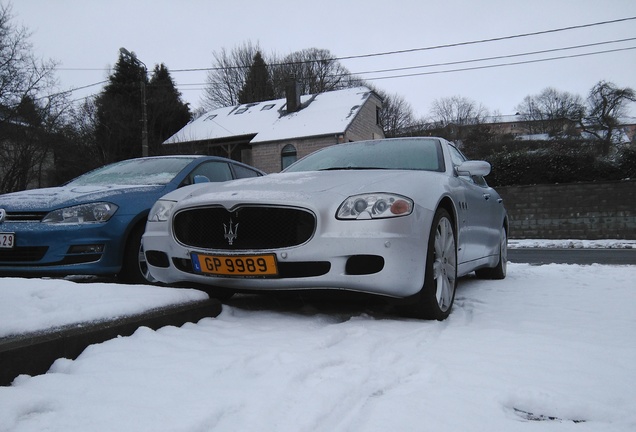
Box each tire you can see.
[403,208,457,320]
[119,224,156,284]
[475,226,507,280]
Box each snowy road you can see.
[1,262,635,431]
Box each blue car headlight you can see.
[42,202,118,224]
[148,200,176,222]
[337,193,413,220]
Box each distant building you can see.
[484,114,636,144]
[163,86,384,173]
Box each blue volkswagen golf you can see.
[0,155,264,283]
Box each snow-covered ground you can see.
[509,239,636,249]
[1,259,635,431]
[0,279,207,339]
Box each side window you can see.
[232,164,262,179]
[187,161,233,184]
[447,144,467,167]
[281,144,297,170]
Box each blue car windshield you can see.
[283,138,445,173]
[68,157,198,186]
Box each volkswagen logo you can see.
[0,208,5,224]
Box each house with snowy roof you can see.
[163,85,384,173]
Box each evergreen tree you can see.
[238,51,275,104]
[147,64,191,155]
[94,51,147,162]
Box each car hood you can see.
[170,170,444,209]
[0,184,167,212]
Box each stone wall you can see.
[496,179,636,239]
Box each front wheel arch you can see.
[400,207,458,320]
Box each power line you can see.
[53,16,636,74]
[53,17,636,102]
[349,37,636,77]
[169,16,636,72]
[363,46,636,81]
[171,43,636,90]
[334,16,636,61]
[61,37,636,96]
[36,80,108,101]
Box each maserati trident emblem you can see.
[223,218,239,245]
[0,208,5,224]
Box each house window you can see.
[261,104,275,111]
[235,107,248,115]
[376,106,381,125]
[281,144,297,170]
[204,114,217,121]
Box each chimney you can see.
[285,79,301,113]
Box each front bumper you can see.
[0,217,130,276]
[143,206,434,298]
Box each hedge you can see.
[463,140,635,187]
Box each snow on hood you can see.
[0,184,166,211]
[172,170,440,209]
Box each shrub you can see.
[484,142,629,187]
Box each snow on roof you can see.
[163,86,376,145]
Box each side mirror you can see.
[456,160,491,177]
[193,175,211,184]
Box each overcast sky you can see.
[10,0,636,118]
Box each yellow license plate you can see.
[191,253,278,277]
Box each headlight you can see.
[337,193,413,220]
[148,200,176,222]
[42,202,118,224]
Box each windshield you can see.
[68,157,197,186]
[283,138,445,173]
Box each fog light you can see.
[146,250,170,268]
[68,244,105,254]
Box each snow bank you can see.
[0,263,635,431]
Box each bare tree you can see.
[270,48,363,96]
[51,97,105,184]
[428,96,489,142]
[202,41,261,110]
[515,87,584,137]
[581,80,636,152]
[0,3,61,193]
[202,42,366,111]
[375,90,414,137]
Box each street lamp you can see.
[119,47,149,157]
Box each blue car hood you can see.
[0,184,167,212]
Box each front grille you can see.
[173,206,316,250]
[0,246,48,262]
[3,212,47,222]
